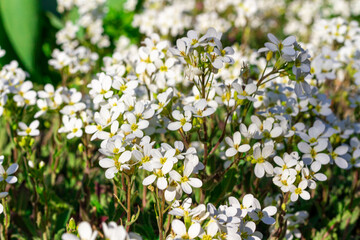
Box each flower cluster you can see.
[0,156,18,214]
[167,196,276,240]
[1,0,360,238]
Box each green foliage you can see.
[0,0,39,72]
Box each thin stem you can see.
[124,174,132,232]
[178,129,189,149]
[208,105,237,156]
[257,67,278,87]
[2,198,9,240]
[156,188,165,240]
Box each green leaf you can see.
[54,209,72,234]
[0,0,39,72]
[46,12,64,30]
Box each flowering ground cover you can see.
[0,0,360,239]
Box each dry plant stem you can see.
[156,188,165,240]
[142,185,147,210]
[113,183,118,209]
[270,192,289,239]
[208,105,237,156]
[201,72,209,166]
[41,174,50,233]
[5,121,18,163]
[202,119,209,167]
[164,214,172,237]
[177,129,189,149]
[2,198,9,240]
[349,168,359,208]
[61,70,68,87]
[322,221,339,240]
[124,174,132,232]
[205,155,244,183]
[257,67,278,87]
[21,153,40,227]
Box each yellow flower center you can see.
[25,128,32,134]
[295,187,302,195]
[131,123,138,131]
[160,65,168,72]
[181,176,189,183]
[141,155,150,163]
[120,85,127,92]
[180,118,187,126]
[160,157,167,165]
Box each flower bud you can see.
[78,143,84,153]
[28,160,34,168]
[39,161,45,169]
[68,218,76,232]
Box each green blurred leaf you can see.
[0,0,39,72]
[54,209,72,234]
[46,12,64,30]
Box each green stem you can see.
[124,174,132,232]
[2,198,9,240]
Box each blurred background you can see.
[0,0,142,85]
[2,0,360,87]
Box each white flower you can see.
[58,116,83,139]
[238,221,262,240]
[232,82,257,102]
[99,150,132,179]
[13,81,36,106]
[262,34,296,57]
[249,205,277,225]
[62,221,97,240]
[136,46,158,74]
[330,145,349,169]
[102,222,141,240]
[151,91,172,114]
[225,132,250,157]
[302,161,327,189]
[198,221,218,239]
[273,170,296,192]
[88,73,113,104]
[0,192,8,214]
[298,120,327,146]
[273,153,298,175]
[248,116,283,139]
[290,180,310,202]
[169,198,192,217]
[86,107,121,140]
[252,144,274,178]
[35,99,49,118]
[151,148,177,174]
[292,51,311,79]
[298,141,329,165]
[169,161,202,194]
[230,194,256,218]
[0,47,5,58]
[17,120,40,136]
[170,39,190,59]
[142,158,173,191]
[171,219,201,240]
[133,101,154,120]
[168,110,192,132]
[132,144,153,171]
[112,77,138,94]
[186,99,215,118]
[121,112,149,138]
[0,163,18,184]
[213,41,234,66]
